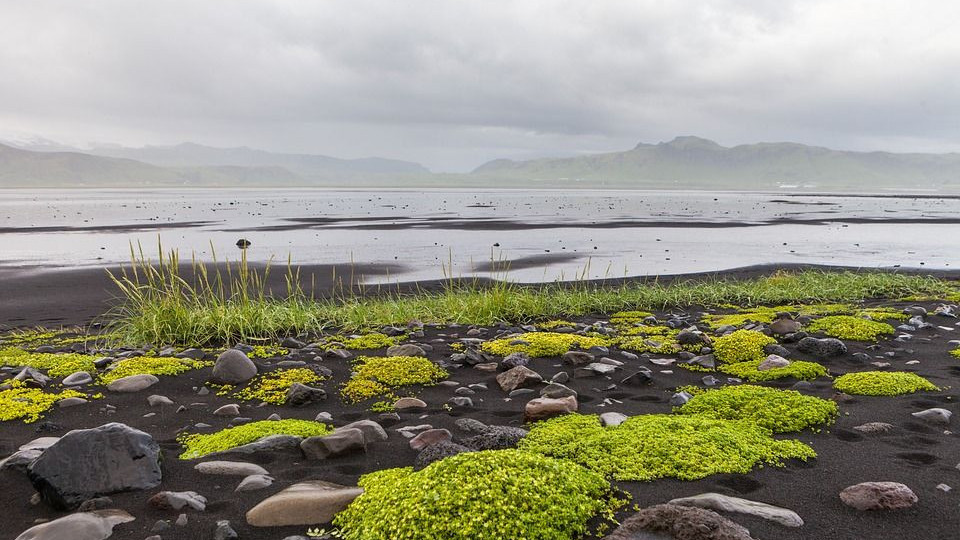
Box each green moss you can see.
[609,310,654,327]
[334,450,616,540]
[711,330,776,364]
[857,307,910,321]
[702,303,854,329]
[0,329,61,346]
[99,356,212,384]
[341,355,448,403]
[537,319,578,330]
[178,419,331,459]
[951,348,960,359]
[0,347,97,377]
[675,385,837,432]
[833,371,938,396]
[481,332,610,357]
[246,345,289,359]
[0,381,94,423]
[234,368,326,404]
[619,325,676,337]
[519,413,816,481]
[807,315,895,341]
[719,359,828,382]
[341,333,405,350]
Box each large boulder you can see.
[496,365,542,392]
[211,349,257,384]
[28,423,162,510]
[14,509,135,540]
[603,504,755,540]
[839,482,918,511]
[246,480,363,526]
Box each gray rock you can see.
[415,441,472,469]
[236,474,274,492]
[911,407,951,425]
[669,492,803,527]
[496,365,542,392]
[301,428,366,459]
[853,422,895,434]
[386,344,427,357]
[194,461,269,476]
[211,349,257,384]
[525,395,578,422]
[600,412,628,427]
[409,428,452,450]
[14,509,135,540]
[840,482,918,511]
[213,434,303,456]
[147,395,174,407]
[286,383,326,406]
[105,374,159,393]
[620,368,653,386]
[562,351,594,366]
[15,367,49,387]
[769,318,802,335]
[603,504,754,540]
[449,396,474,407]
[393,397,427,410]
[339,419,388,445]
[148,491,207,511]
[670,391,693,407]
[213,404,240,416]
[797,337,847,357]
[686,354,716,370]
[461,425,528,450]
[246,480,363,527]
[454,417,488,433]
[214,519,238,540]
[500,352,530,370]
[58,397,88,408]
[757,354,790,371]
[62,371,93,386]
[540,382,577,399]
[0,437,59,472]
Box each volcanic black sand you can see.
[1,267,960,540]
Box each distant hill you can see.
[471,136,960,190]
[0,143,186,186]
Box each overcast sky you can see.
[1,1,958,172]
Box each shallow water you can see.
[1,188,958,283]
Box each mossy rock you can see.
[178,419,331,459]
[0,347,97,378]
[675,384,837,433]
[833,371,938,396]
[234,368,326,405]
[480,332,610,358]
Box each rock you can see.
[669,492,803,527]
[147,395,174,407]
[213,404,240,416]
[415,441,472,469]
[409,428,452,450]
[583,362,617,375]
[58,397,88,408]
[282,336,306,349]
[448,396,474,407]
[670,391,693,407]
[911,407,951,425]
[620,368,653,386]
[28,423,162,510]
[301,428,366,459]
[496,365,543,392]
[214,519,238,540]
[603,504,754,540]
[461,425,528,450]
[903,306,927,316]
[148,491,207,511]
[62,371,93,386]
[14,509,136,540]
[763,344,791,357]
[393,397,427,410]
[757,354,790,371]
[797,337,847,357]
[386,344,427,357]
[551,371,570,384]
[246,480,363,527]
[686,354,716,370]
[0,437,60,472]
[853,422,895,434]
[677,330,709,346]
[840,482,917,511]
[600,412,628,427]
[236,474,274,492]
[769,318,802,335]
[286,383,326,406]
[15,367,49,387]
[213,434,303,455]
[539,382,577,399]
[106,374,159,393]
[195,461,269,476]
[562,351,594,366]
[525,395,578,422]
[76,497,114,512]
[339,420,389,445]
[500,352,530,370]
[454,418,488,433]
[211,349,257,384]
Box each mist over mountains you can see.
[3,136,960,191]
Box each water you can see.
[1,188,958,283]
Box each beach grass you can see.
[105,243,955,346]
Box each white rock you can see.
[246,480,363,526]
[15,509,135,540]
[669,492,804,528]
[194,461,269,476]
[599,412,628,427]
[236,474,274,492]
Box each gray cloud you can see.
[1,0,958,171]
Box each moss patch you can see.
[712,330,776,364]
[178,419,331,459]
[234,368,326,404]
[719,359,828,382]
[807,315,895,341]
[609,310,654,327]
[833,371,938,396]
[334,450,617,540]
[0,347,98,378]
[675,385,837,433]
[246,345,289,359]
[99,356,211,384]
[481,332,610,357]
[0,381,94,423]
[519,414,815,481]
[341,355,448,403]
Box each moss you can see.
[234,368,326,404]
[341,355,448,403]
[702,303,854,329]
[0,381,94,423]
[481,332,610,357]
[537,319,578,329]
[519,413,816,482]
[334,450,617,540]
[719,359,828,382]
[711,330,776,364]
[609,310,654,327]
[619,325,675,337]
[951,348,960,360]
[857,307,910,321]
[673,384,708,396]
[341,333,405,350]
[246,345,289,359]
[99,356,212,384]
[178,418,331,459]
[0,347,97,378]
[807,315,895,341]
[833,371,938,396]
[0,329,61,346]
[675,385,837,433]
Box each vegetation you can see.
[518,413,816,481]
[711,330,776,363]
[341,355,448,403]
[807,315,895,341]
[334,450,617,540]
[481,332,610,357]
[246,345,289,359]
[719,359,829,382]
[0,347,97,378]
[0,381,94,423]
[99,356,211,384]
[178,419,331,459]
[675,385,837,432]
[234,368,326,404]
[833,371,939,396]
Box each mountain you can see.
[0,143,187,186]
[470,136,960,190]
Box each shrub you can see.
[807,315,894,341]
[234,368,326,404]
[178,419,331,459]
[333,450,616,540]
[341,355,448,403]
[481,332,610,357]
[675,385,837,432]
[833,371,938,396]
[99,356,211,384]
[711,330,776,363]
[0,347,97,378]
[719,359,828,382]
[518,414,815,481]
[0,381,94,423]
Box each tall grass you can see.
[106,243,955,346]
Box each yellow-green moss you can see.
[702,303,854,329]
[951,348,960,359]
[0,347,97,378]
[833,371,938,396]
[807,315,895,341]
[719,359,828,382]
[858,307,910,321]
[537,320,578,330]
[320,332,405,351]
[99,356,212,384]
[178,419,331,459]
[609,310,654,327]
[341,355,448,403]
[234,368,326,404]
[712,330,776,364]
[0,381,93,423]
[246,345,289,359]
[675,385,837,432]
[481,332,610,357]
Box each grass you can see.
[106,243,955,346]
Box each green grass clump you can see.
[481,332,610,357]
[675,385,837,432]
[833,371,938,396]
[0,381,94,423]
[0,347,98,378]
[234,368,326,404]
[519,413,815,481]
[712,330,776,364]
[341,355,448,403]
[99,356,212,384]
[807,315,895,341]
[719,359,828,382]
[178,419,331,459]
[333,450,616,540]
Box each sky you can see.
[1,1,959,172]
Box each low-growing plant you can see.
[807,315,895,341]
[0,347,97,378]
[246,345,289,359]
[711,330,776,363]
[99,356,211,384]
[518,413,816,481]
[675,385,837,432]
[719,359,828,382]
[537,319,578,330]
[833,371,938,396]
[481,332,610,357]
[341,355,448,403]
[178,419,331,459]
[333,449,618,540]
[609,310,654,326]
[0,381,94,423]
[234,368,326,404]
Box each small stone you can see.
[757,354,790,371]
[211,349,257,384]
[214,519,238,540]
[106,374,159,392]
[236,474,274,492]
[148,395,174,407]
[797,337,847,357]
[148,491,207,512]
[301,428,366,459]
[195,461,269,476]
[561,351,594,366]
[409,429,452,450]
[599,412,628,427]
[525,395,578,422]
[670,391,693,407]
[393,397,427,410]
[840,482,918,511]
[496,366,542,392]
[619,368,653,386]
[386,344,427,357]
[176,513,188,526]
[286,383,326,407]
[539,382,577,399]
[853,422,895,434]
[62,372,93,386]
[911,407,951,425]
[213,404,240,416]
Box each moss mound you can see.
[0,382,94,423]
[719,359,828,382]
[481,332,610,357]
[833,371,938,396]
[519,414,815,481]
[99,356,211,384]
[0,347,97,378]
[178,419,331,459]
[341,355,448,403]
[675,385,837,433]
[712,330,776,364]
[234,368,326,404]
[807,315,895,341]
[333,450,615,540]
[246,345,289,359]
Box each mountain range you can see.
[3,136,960,191]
